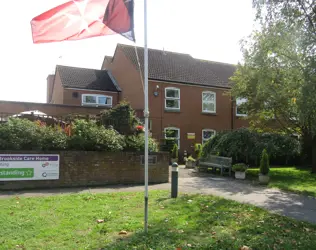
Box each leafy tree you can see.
[231,0,316,171]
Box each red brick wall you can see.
[148,80,232,153]
[51,70,64,104]
[105,48,144,110]
[0,151,169,190]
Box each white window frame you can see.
[165,87,180,110]
[202,91,216,113]
[202,129,216,144]
[236,97,248,117]
[81,94,113,107]
[164,127,180,148]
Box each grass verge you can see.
[247,166,316,196]
[1,191,316,249]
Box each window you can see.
[82,94,112,107]
[202,91,216,113]
[236,98,247,116]
[202,129,216,144]
[165,87,180,110]
[164,127,180,148]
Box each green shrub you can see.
[171,144,178,159]
[67,120,125,151]
[187,156,196,162]
[202,128,300,166]
[232,163,248,172]
[194,143,202,159]
[124,134,158,152]
[99,101,140,135]
[0,118,42,150]
[260,149,270,175]
[39,126,68,150]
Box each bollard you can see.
[171,162,179,198]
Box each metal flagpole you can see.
[143,0,149,233]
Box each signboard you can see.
[141,155,157,165]
[187,133,195,140]
[0,154,59,181]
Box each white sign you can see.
[0,154,59,181]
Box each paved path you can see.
[1,167,316,224]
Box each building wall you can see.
[62,88,119,107]
[104,48,144,110]
[148,80,233,154]
[46,74,55,103]
[50,70,64,104]
[0,100,108,117]
[0,151,169,190]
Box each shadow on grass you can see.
[101,194,316,250]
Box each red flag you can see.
[31,0,135,43]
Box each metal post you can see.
[171,162,178,198]
[144,0,149,234]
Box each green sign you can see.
[0,168,34,178]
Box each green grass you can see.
[247,166,316,196]
[1,191,316,249]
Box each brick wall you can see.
[0,151,169,190]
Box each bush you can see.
[124,134,158,152]
[232,163,248,172]
[99,101,140,135]
[194,143,202,159]
[39,126,68,150]
[202,128,300,166]
[260,149,270,175]
[0,119,42,150]
[67,120,125,151]
[171,144,178,159]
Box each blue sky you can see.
[0,0,255,103]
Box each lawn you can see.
[247,166,316,196]
[1,191,316,249]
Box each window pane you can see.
[84,96,96,103]
[203,102,215,112]
[98,96,106,104]
[237,103,247,115]
[166,99,179,109]
[203,92,215,102]
[165,129,179,138]
[166,89,179,98]
[203,130,215,140]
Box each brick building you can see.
[102,44,248,153]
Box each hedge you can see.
[202,128,300,166]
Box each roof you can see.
[116,44,236,88]
[56,65,121,92]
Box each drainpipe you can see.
[231,96,234,131]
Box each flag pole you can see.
[143,0,149,234]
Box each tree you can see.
[231,0,316,172]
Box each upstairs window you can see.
[202,129,216,144]
[164,127,180,148]
[236,98,247,116]
[82,94,112,107]
[202,91,216,113]
[165,87,180,110]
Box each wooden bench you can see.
[198,155,232,176]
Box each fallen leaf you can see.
[16,201,19,204]
[9,212,14,216]
[96,219,104,223]
[178,229,184,233]
[187,200,193,203]
[211,232,216,235]
[119,230,128,235]
[187,244,192,247]
[176,248,182,250]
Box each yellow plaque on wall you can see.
[187,133,195,140]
